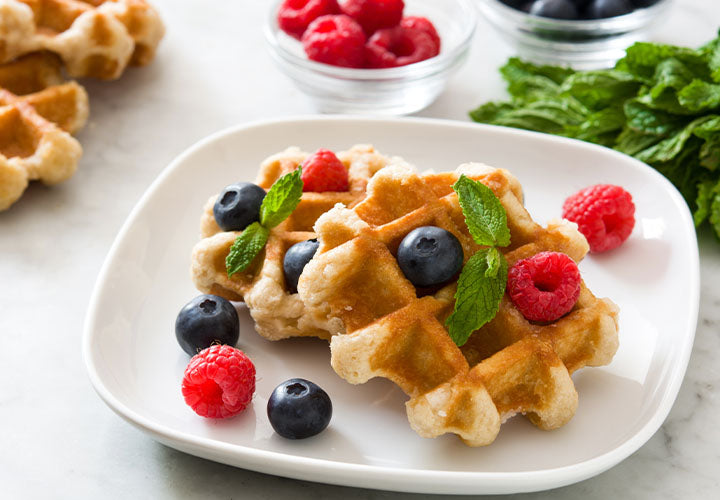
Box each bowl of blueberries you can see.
[477,0,672,68]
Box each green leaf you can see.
[575,107,626,142]
[700,136,720,170]
[453,175,510,247]
[259,167,304,228]
[469,101,515,123]
[615,127,663,156]
[616,42,709,83]
[446,248,508,347]
[710,187,720,239]
[694,179,715,226]
[225,222,270,277]
[500,57,575,86]
[677,80,720,113]
[506,75,562,103]
[635,116,716,164]
[559,70,640,110]
[624,98,686,136]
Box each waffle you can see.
[0,52,87,210]
[0,0,165,79]
[297,163,619,446]
[190,145,398,341]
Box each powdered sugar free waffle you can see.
[0,0,165,79]
[0,52,88,210]
[298,163,619,446]
[190,144,398,341]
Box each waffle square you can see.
[190,145,401,341]
[298,163,619,446]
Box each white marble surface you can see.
[1,0,719,498]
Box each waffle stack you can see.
[0,0,164,211]
[190,144,399,341]
[298,163,619,446]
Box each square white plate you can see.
[83,117,699,495]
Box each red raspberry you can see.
[181,344,256,419]
[507,252,581,323]
[341,0,405,35]
[301,149,349,192]
[277,0,340,39]
[562,185,635,253]
[301,15,366,68]
[365,25,439,68]
[400,16,440,50]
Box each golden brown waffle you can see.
[190,144,400,341]
[298,163,619,446]
[0,52,88,210]
[0,0,165,79]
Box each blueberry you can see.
[397,226,464,288]
[499,0,528,9]
[267,378,332,439]
[283,239,320,293]
[569,0,592,8]
[175,294,239,356]
[213,182,266,232]
[528,0,580,19]
[630,0,659,7]
[586,0,633,18]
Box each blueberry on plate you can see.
[267,378,332,439]
[175,294,239,356]
[586,0,633,18]
[283,239,320,293]
[528,0,580,19]
[213,182,266,232]
[397,226,464,288]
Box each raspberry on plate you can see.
[301,14,366,68]
[365,24,439,68]
[277,0,340,39]
[340,0,405,35]
[181,344,256,419]
[507,251,582,323]
[300,148,350,192]
[562,184,635,253]
[400,16,440,50]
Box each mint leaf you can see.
[500,57,575,87]
[560,70,640,110]
[694,179,715,226]
[226,222,270,277]
[678,80,720,113]
[453,175,510,247]
[259,167,303,228]
[446,248,508,347]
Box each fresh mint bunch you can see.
[226,168,303,276]
[469,32,720,240]
[445,175,510,347]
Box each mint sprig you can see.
[226,168,303,277]
[445,175,510,347]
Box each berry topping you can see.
[283,239,320,293]
[277,0,340,39]
[586,0,633,19]
[213,182,267,232]
[267,378,332,439]
[175,294,240,356]
[300,148,350,192]
[562,184,635,253]
[340,0,405,35]
[397,226,464,288]
[400,16,440,51]
[365,24,439,68]
[182,345,256,419]
[507,252,581,323]
[528,0,579,19]
[301,14,366,68]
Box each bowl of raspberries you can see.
[477,0,671,69]
[266,0,477,114]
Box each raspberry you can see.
[562,184,635,253]
[277,0,340,39]
[181,344,256,419]
[400,16,440,50]
[365,25,439,68]
[301,149,349,192]
[301,14,366,68]
[340,0,405,35]
[507,252,581,323]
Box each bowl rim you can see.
[264,0,478,81]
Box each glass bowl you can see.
[477,0,672,69]
[264,0,477,115]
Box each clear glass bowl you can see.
[264,0,477,115]
[477,0,672,69]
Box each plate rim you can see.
[82,115,700,495]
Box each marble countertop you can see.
[1,1,719,498]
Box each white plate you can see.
[83,117,699,495]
